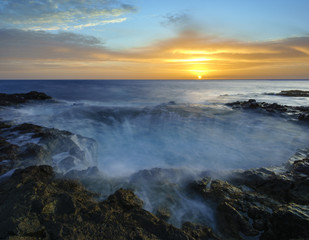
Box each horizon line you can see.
[1,79,309,81]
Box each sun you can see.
[198,75,202,79]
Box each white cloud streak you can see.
[0,0,136,30]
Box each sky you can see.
[0,0,309,79]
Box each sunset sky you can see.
[1,0,309,79]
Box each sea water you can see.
[1,79,309,227]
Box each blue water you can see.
[1,79,309,227]
[1,80,309,174]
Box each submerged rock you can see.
[0,91,52,106]
[227,99,309,122]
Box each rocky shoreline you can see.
[226,99,309,122]
[1,92,309,239]
[268,90,309,97]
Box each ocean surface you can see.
[1,79,309,227]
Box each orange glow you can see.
[166,58,211,62]
[2,30,309,79]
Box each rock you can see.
[190,178,266,239]
[107,188,144,210]
[0,91,51,106]
[276,90,309,97]
[217,201,259,237]
[156,207,171,221]
[189,148,309,239]
[226,99,309,122]
[269,204,309,240]
[0,165,204,240]
[0,121,97,176]
[182,222,221,240]
[0,122,11,129]
[291,158,309,177]
[230,149,309,205]
[19,143,52,166]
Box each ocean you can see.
[1,79,309,226]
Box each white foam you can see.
[0,168,16,181]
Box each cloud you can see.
[0,0,136,30]
[0,29,308,79]
[0,29,107,60]
[161,13,191,27]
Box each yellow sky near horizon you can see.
[1,30,309,79]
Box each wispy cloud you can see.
[161,13,192,27]
[1,29,309,79]
[0,0,136,30]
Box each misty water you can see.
[1,80,309,227]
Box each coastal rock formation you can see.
[1,91,309,239]
[0,165,220,240]
[272,90,309,97]
[0,91,52,106]
[226,99,309,121]
[0,122,97,176]
[191,148,309,239]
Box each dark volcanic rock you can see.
[276,90,309,97]
[226,99,309,122]
[190,148,309,239]
[0,91,52,106]
[0,165,213,240]
[0,122,97,175]
[181,222,220,240]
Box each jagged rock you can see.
[190,178,266,239]
[269,204,309,239]
[292,158,309,176]
[230,149,309,205]
[156,207,171,221]
[0,122,11,129]
[217,201,259,237]
[0,165,211,240]
[275,90,309,97]
[0,91,51,106]
[0,122,97,175]
[190,149,309,239]
[181,222,221,240]
[226,99,309,122]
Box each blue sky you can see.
[0,0,309,79]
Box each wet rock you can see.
[0,165,205,240]
[269,204,309,240]
[230,149,309,205]
[0,121,11,129]
[182,222,221,240]
[0,139,20,161]
[107,188,144,210]
[226,99,309,122]
[276,90,309,97]
[156,207,171,221]
[298,113,309,121]
[292,158,309,176]
[19,143,52,166]
[0,91,51,106]
[0,121,97,176]
[190,148,309,239]
[190,178,265,239]
[217,201,259,237]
